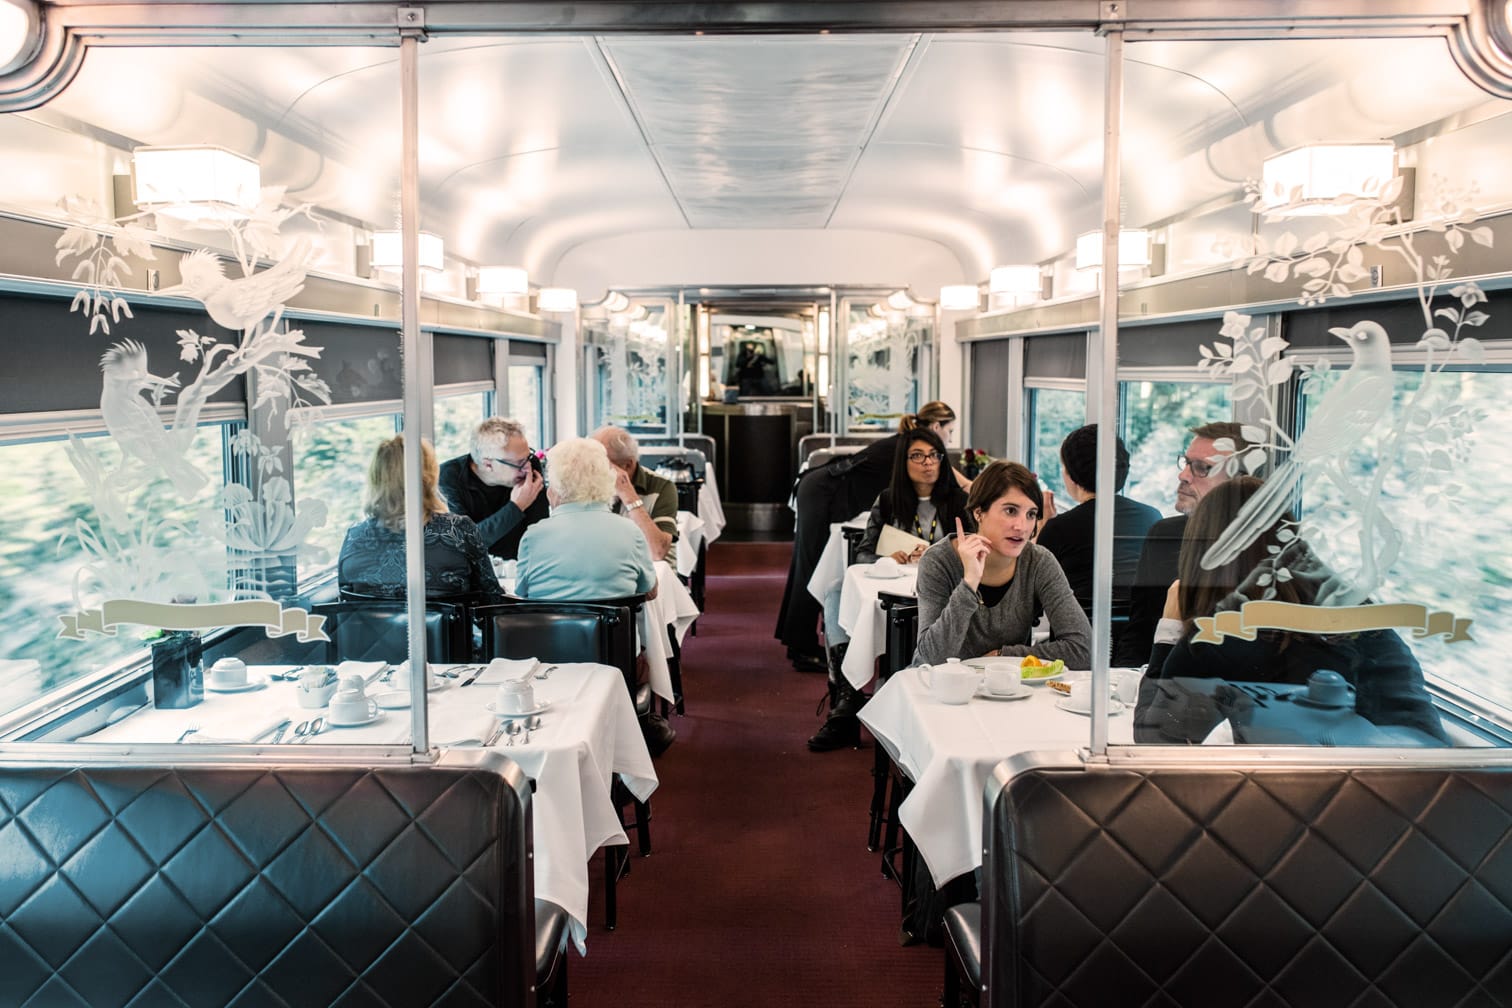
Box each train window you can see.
[507,364,545,447]
[434,390,490,457]
[1119,380,1232,515]
[0,428,229,711]
[1299,366,1512,714]
[289,412,400,581]
[1026,386,1085,495]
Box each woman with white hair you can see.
[516,437,658,601]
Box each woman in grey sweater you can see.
[913,461,1091,667]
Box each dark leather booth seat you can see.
[945,756,1512,1007]
[0,750,566,1007]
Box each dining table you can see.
[86,658,656,954]
[804,513,869,605]
[859,664,1134,889]
[837,559,919,688]
[676,509,705,580]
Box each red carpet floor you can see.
[570,541,942,1006]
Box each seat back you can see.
[878,591,919,683]
[475,601,635,693]
[639,446,708,482]
[313,599,470,664]
[0,755,537,1006]
[982,758,1512,1007]
[797,433,886,462]
[636,433,716,470]
[804,444,866,472]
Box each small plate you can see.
[486,699,552,717]
[863,567,905,579]
[205,677,267,694]
[963,657,1019,672]
[1021,669,1065,685]
[976,684,1031,701]
[1056,698,1126,717]
[326,710,383,728]
[372,690,413,710]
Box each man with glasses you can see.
[438,417,549,559]
[1112,421,1250,667]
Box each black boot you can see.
[809,645,864,752]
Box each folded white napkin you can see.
[185,716,289,745]
[1202,719,1236,745]
[476,658,539,685]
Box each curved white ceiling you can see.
[20,31,1495,282]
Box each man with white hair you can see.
[591,425,679,568]
[437,417,548,559]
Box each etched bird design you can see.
[161,236,310,332]
[1202,320,1394,594]
[99,339,207,498]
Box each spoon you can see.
[289,719,312,743]
[300,717,326,743]
[534,665,557,681]
[503,720,522,746]
[524,714,542,744]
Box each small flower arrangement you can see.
[960,448,995,478]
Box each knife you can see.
[483,721,507,747]
[459,666,485,687]
[256,718,292,744]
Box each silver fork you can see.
[176,726,200,743]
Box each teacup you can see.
[296,666,338,708]
[873,556,899,576]
[981,660,1019,695]
[1066,678,1122,713]
[329,676,376,723]
[207,657,248,689]
[496,680,535,715]
[919,660,977,705]
[1111,670,1141,705]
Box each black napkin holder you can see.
[151,632,204,709]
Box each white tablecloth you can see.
[805,513,869,604]
[837,561,919,688]
[859,666,1132,888]
[642,560,700,701]
[699,470,726,544]
[676,510,705,579]
[87,660,657,955]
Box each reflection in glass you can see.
[845,304,928,430]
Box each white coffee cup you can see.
[1112,670,1141,705]
[982,660,1019,695]
[207,657,248,689]
[873,556,899,576]
[497,680,535,715]
[918,660,977,705]
[329,676,376,723]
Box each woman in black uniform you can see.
[775,400,962,671]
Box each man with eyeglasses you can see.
[1112,421,1251,667]
[438,417,549,559]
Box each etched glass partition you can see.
[584,300,673,433]
[842,299,928,431]
[1119,35,1512,747]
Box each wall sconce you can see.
[939,285,981,311]
[537,287,578,313]
[478,266,528,295]
[989,265,1043,308]
[603,291,631,313]
[371,230,444,273]
[1258,143,1397,217]
[1074,229,1151,271]
[885,290,914,311]
[132,146,260,224]
[0,0,42,76]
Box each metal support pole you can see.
[1089,25,1125,755]
[398,25,430,754]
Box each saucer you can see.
[976,684,1030,701]
[1021,669,1065,685]
[326,709,383,728]
[206,676,266,693]
[864,566,905,579]
[1056,698,1126,717]
[486,699,552,717]
[372,690,413,710]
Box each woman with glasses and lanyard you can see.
[810,428,974,751]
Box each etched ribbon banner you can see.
[58,599,329,642]
[1192,600,1473,645]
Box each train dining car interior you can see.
[4,1,1512,1005]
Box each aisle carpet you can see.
[570,541,942,1006]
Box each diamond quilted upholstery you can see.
[983,763,1512,1008]
[0,763,534,1007]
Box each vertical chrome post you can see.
[1089,23,1125,755]
[398,23,429,754]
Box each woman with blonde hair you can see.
[337,435,505,603]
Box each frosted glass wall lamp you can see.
[537,287,578,313]
[603,291,631,313]
[989,265,1043,308]
[1258,143,1398,217]
[1074,228,1151,272]
[371,230,444,272]
[132,146,261,225]
[477,266,529,295]
[939,284,981,311]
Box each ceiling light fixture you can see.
[1074,229,1151,272]
[477,266,529,294]
[1258,143,1397,216]
[0,0,41,76]
[131,146,261,225]
[371,230,445,272]
[538,287,578,313]
[939,285,981,311]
